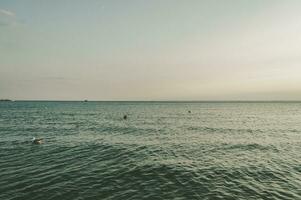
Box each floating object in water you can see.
[84,100,88,102]
[188,110,191,113]
[123,115,127,120]
[32,137,43,144]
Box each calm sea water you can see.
[0,101,301,200]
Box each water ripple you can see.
[0,102,301,199]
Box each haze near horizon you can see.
[1,0,301,101]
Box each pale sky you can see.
[1,0,301,101]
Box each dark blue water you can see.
[0,101,301,199]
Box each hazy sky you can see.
[1,0,301,100]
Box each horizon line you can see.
[3,99,301,103]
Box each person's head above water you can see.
[32,137,43,144]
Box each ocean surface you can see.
[0,101,301,200]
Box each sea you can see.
[0,101,300,200]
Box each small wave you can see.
[220,143,279,152]
[187,126,262,134]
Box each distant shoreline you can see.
[3,100,301,103]
[0,99,12,102]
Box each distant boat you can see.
[0,99,12,102]
[84,100,88,102]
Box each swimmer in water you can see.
[32,137,43,144]
[123,115,127,120]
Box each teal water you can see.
[0,101,301,200]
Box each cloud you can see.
[22,76,80,83]
[0,9,15,17]
[0,8,17,26]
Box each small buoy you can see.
[123,115,127,120]
[188,110,191,113]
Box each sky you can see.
[1,0,301,101]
